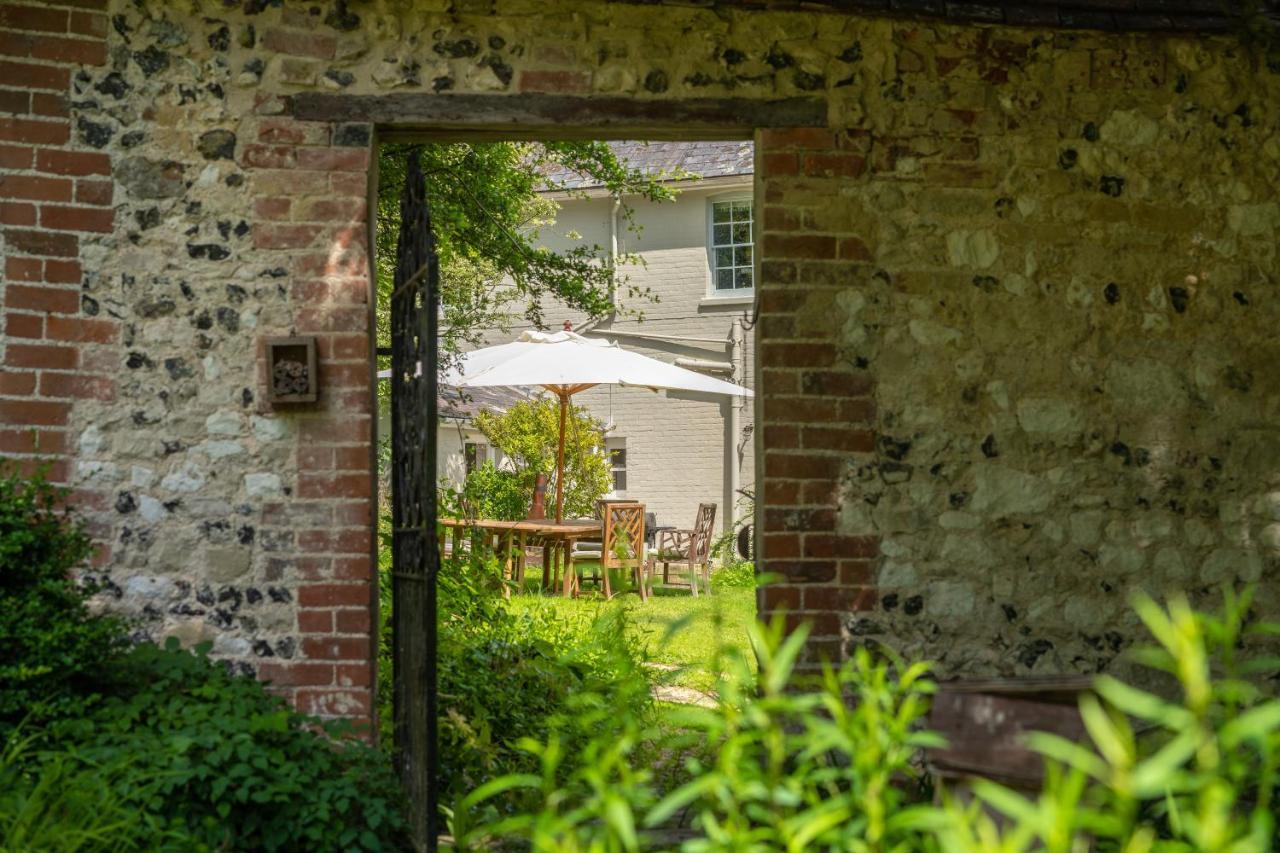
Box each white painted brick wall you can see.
[477,182,756,537]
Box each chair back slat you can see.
[692,502,717,561]
[602,501,645,569]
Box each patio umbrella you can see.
[441,329,753,522]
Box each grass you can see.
[505,573,755,694]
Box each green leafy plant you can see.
[460,460,528,521]
[456,617,942,851]
[49,640,408,852]
[437,587,653,808]
[0,731,194,852]
[1,468,408,851]
[447,608,657,851]
[376,502,654,810]
[473,397,612,519]
[651,620,941,851]
[710,560,757,590]
[934,588,1280,852]
[0,465,123,732]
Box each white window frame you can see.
[705,192,755,300]
[463,441,488,475]
[606,437,627,497]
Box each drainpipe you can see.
[609,193,621,311]
[726,317,743,536]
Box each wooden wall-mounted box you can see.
[265,337,318,404]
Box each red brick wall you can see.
[242,109,376,722]
[755,128,879,666]
[0,0,113,549]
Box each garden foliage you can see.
[451,594,1280,851]
[0,468,408,851]
[934,588,1280,851]
[710,559,757,590]
[453,618,941,850]
[473,396,612,519]
[0,470,122,730]
[459,459,527,521]
[377,506,655,810]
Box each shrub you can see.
[710,559,757,590]
[376,509,654,811]
[455,618,941,850]
[437,581,652,806]
[1,468,409,851]
[473,397,611,519]
[0,467,124,732]
[51,640,408,852]
[461,460,528,521]
[455,592,1280,851]
[0,732,195,851]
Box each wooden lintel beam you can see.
[291,93,828,136]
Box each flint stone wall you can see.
[1,0,1278,721]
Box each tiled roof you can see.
[541,140,754,191]
[606,0,1279,32]
[439,385,535,421]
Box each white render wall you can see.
[376,394,490,491]
[484,180,757,537]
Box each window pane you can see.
[731,223,749,244]
[613,471,627,491]
[610,448,626,467]
[736,268,753,289]
[715,247,733,269]
[734,245,752,266]
[732,201,752,221]
[713,224,731,246]
[712,202,731,223]
[716,268,734,290]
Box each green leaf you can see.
[1026,732,1109,781]
[604,797,639,850]
[1129,729,1200,798]
[1093,676,1186,727]
[459,773,541,812]
[1220,701,1280,749]
[1079,694,1132,769]
[970,779,1039,824]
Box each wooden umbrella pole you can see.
[554,391,568,523]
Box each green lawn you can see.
[505,582,756,694]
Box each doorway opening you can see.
[306,89,833,842]
[376,132,759,841]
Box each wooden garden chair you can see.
[647,503,716,596]
[572,500,647,599]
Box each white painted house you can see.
[470,141,758,536]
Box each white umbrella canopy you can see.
[441,330,752,521]
[442,330,753,398]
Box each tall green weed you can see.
[933,588,1280,852]
[454,591,1280,852]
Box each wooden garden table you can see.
[439,518,602,597]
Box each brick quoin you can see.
[240,108,379,722]
[756,129,880,666]
[0,1,108,496]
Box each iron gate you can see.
[389,148,439,850]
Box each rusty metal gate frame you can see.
[388,147,440,849]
